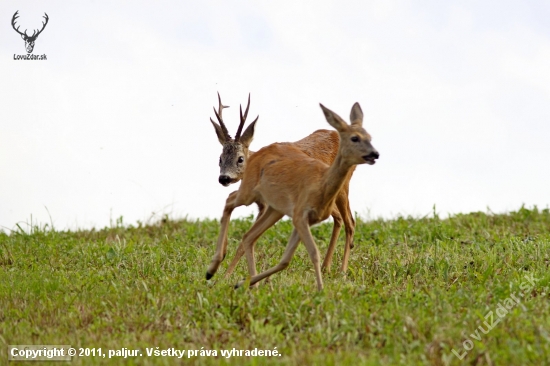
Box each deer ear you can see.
[21,34,26,40]
[210,119,228,145]
[239,116,258,148]
[350,103,363,126]
[319,104,349,132]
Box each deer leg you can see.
[227,206,283,281]
[217,202,265,265]
[294,215,324,291]
[217,199,266,266]
[255,201,266,220]
[321,206,343,272]
[339,192,355,273]
[336,180,356,272]
[206,191,239,280]
[221,199,266,275]
[236,228,301,289]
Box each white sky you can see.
[1,1,549,231]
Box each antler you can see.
[11,11,49,40]
[11,11,26,37]
[210,92,231,140]
[235,94,249,141]
[235,94,250,141]
[235,93,259,141]
[31,13,49,39]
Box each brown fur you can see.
[209,102,356,280]
[209,103,379,291]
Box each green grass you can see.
[1,206,549,365]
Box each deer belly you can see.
[257,189,295,217]
[255,156,318,218]
[256,180,297,218]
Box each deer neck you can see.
[319,153,352,207]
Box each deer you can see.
[206,93,357,280]
[11,11,49,54]
[219,102,378,291]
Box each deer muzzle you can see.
[363,151,379,165]
[218,175,232,186]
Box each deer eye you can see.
[237,156,244,164]
[351,136,360,142]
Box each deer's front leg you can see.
[229,206,283,284]
[338,180,355,272]
[224,199,268,278]
[255,201,266,220]
[294,214,323,291]
[339,193,355,273]
[324,187,355,273]
[322,205,343,271]
[206,191,238,280]
[238,228,301,289]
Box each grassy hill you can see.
[1,206,549,365]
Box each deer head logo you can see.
[11,11,49,54]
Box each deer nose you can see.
[219,175,231,186]
[370,151,380,159]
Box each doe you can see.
[217,102,379,291]
[207,94,358,279]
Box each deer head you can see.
[12,11,49,54]
[209,93,258,187]
[320,103,379,166]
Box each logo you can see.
[11,10,48,59]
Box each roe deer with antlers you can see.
[225,102,378,291]
[207,94,357,279]
[227,102,378,290]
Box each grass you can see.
[0,206,549,365]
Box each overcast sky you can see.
[1,1,549,231]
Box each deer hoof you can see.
[206,271,214,280]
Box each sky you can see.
[1,1,549,231]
